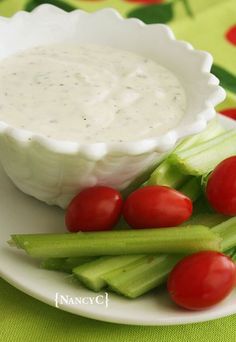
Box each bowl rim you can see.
[0,4,226,159]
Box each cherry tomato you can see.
[225,25,236,46]
[206,156,236,215]
[168,251,236,310]
[65,186,123,232]
[123,185,192,229]
[220,108,236,120]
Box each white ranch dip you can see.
[0,44,186,142]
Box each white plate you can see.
[0,114,236,326]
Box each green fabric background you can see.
[1,277,236,342]
[0,0,236,340]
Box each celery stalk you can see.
[100,217,236,299]
[230,251,236,263]
[212,217,236,251]
[224,248,236,262]
[145,119,224,188]
[40,258,66,271]
[73,255,144,292]
[146,160,189,188]
[41,257,95,273]
[231,251,236,263]
[178,177,202,201]
[175,119,225,152]
[62,257,95,272]
[224,247,236,259]
[169,130,236,176]
[201,172,211,193]
[192,196,215,215]
[73,218,236,297]
[103,254,182,298]
[182,213,227,227]
[9,225,221,258]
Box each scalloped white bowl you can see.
[0,5,225,208]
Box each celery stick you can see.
[73,255,144,292]
[230,251,236,263]
[224,248,236,263]
[169,130,236,176]
[40,258,66,271]
[224,247,236,259]
[103,254,182,298]
[9,225,221,258]
[175,119,225,152]
[192,196,215,215]
[231,252,236,263]
[201,172,211,193]
[41,256,95,273]
[121,160,161,198]
[178,177,201,201]
[212,217,236,251]
[146,160,189,188]
[172,130,233,160]
[182,213,227,227]
[145,119,224,188]
[62,257,95,273]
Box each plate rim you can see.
[2,269,236,326]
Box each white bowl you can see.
[0,5,225,208]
